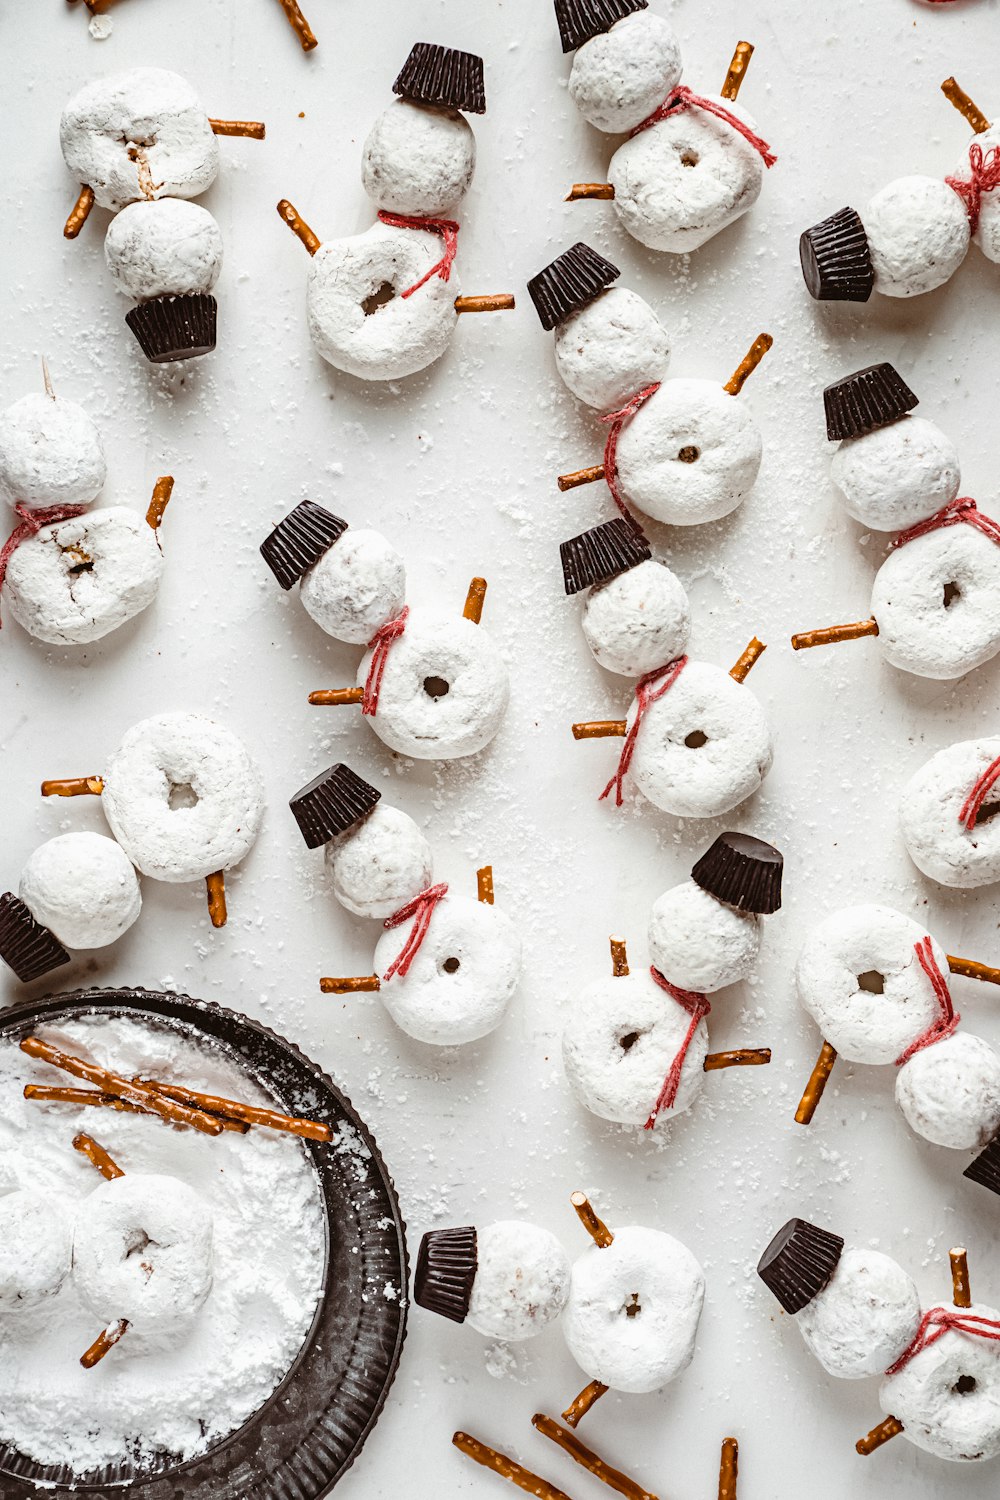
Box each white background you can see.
[3,0,1000,1495]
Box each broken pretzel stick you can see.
[532,1414,659,1500]
[73,1132,125,1181]
[948,954,1000,986]
[729,637,766,684]
[308,687,365,707]
[320,974,381,994]
[565,182,615,202]
[791,618,879,651]
[794,1040,837,1125]
[64,185,95,240]
[275,0,318,51]
[856,1415,904,1456]
[723,333,772,397]
[25,1083,248,1132]
[454,295,516,314]
[277,199,321,256]
[478,866,495,905]
[41,775,104,797]
[721,41,754,102]
[81,1318,129,1370]
[704,1048,771,1071]
[145,475,174,531]
[610,936,629,977]
[572,720,627,741]
[941,77,991,135]
[561,1380,609,1428]
[464,576,488,624]
[20,1036,223,1136]
[141,1078,332,1143]
[208,118,266,140]
[951,1246,972,1308]
[206,870,228,929]
[718,1438,739,1500]
[558,463,605,493]
[571,1190,614,1249]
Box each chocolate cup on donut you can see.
[560,518,651,595]
[757,1217,844,1314]
[414,1226,478,1323]
[823,363,918,442]
[964,1135,1000,1197]
[260,501,349,590]
[125,293,218,363]
[555,0,648,52]
[290,764,381,849]
[527,242,620,331]
[0,893,70,984]
[393,42,486,114]
[691,832,783,915]
[799,207,874,303]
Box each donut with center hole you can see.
[870,524,1000,680]
[879,1301,1000,1462]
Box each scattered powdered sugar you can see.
[0,1012,326,1475]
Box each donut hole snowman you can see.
[561,517,690,677]
[60,68,264,362]
[276,43,514,382]
[414,1220,571,1341]
[901,736,1000,890]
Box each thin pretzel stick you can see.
[721,42,754,102]
[718,1438,738,1499]
[64,185,95,240]
[730,637,766,683]
[25,1083,249,1132]
[795,1040,837,1125]
[791,619,879,650]
[276,199,321,256]
[20,1037,223,1136]
[565,183,615,201]
[477,866,495,904]
[275,0,318,51]
[704,1048,771,1070]
[140,1079,332,1143]
[73,1132,124,1181]
[81,1318,129,1370]
[41,776,104,797]
[723,334,772,397]
[464,577,488,623]
[562,1381,608,1427]
[209,118,266,139]
[206,871,227,929]
[454,295,516,313]
[320,974,381,993]
[531,1414,658,1500]
[558,464,605,492]
[146,476,174,530]
[572,721,627,740]
[951,1247,972,1308]
[948,954,1000,986]
[308,687,365,706]
[856,1416,904,1456]
[941,77,991,135]
[610,937,629,977]
[571,1191,614,1248]
[452,1432,575,1500]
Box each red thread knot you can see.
[630,85,777,168]
[945,142,1000,235]
[0,502,89,627]
[885,1307,1000,1377]
[959,754,1000,832]
[382,882,450,981]
[599,382,660,524]
[600,655,687,807]
[894,937,960,1067]
[891,496,1000,552]
[376,211,460,297]
[362,606,409,717]
[645,967,711,1128]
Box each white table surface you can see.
[3,0,1000,1495]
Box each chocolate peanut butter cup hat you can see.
[799,207,874,303]
[823,363,918,442]
[290,764,381,849]
[528,242,620,331]
[125,292,218,363]
[0,894,70,983]
[414,1226,478,1322]
[393,43,486,115]
[964,1136,1000,1196]
[555,0,648,52]
[692,832,783,915]
[261,501,349,590]
[757,1217,844,1314]
[561,518,651,595]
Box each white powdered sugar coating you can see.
[870,524,1000,680]
[563,1225,705,1393]
[863,176,970,298]
[361,99,476,216]
[466,1221,570,1340]
[830,416,961,531]
[895,1032,1000,1149]
[880,1301,1000,1462]
[0,393,106,513]
[19,832,141,949]
[581,558,690,677]
[0,1014,325,1472]
[567,11,683,134]
[0,1191,72,1311]
[300,528,406,644]
[795,1248,920,1380]
[614,378,762,526]
[553,288,672,413]
[326,803,432,919]
[104,199,223,301]
[963,125,1000,263]
[900,736,1000,889]
[647,878,759,992]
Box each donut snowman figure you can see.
[561,518,690,677]
[276,43,514,382]
[901,736,1000,890]
[60,68,265,363]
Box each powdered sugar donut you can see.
[895,1033,1000,1149]
[0,393,106,512]
[870,524,1000,679]
[20,833,140,949]
[614,379,762,526]
[863,176,970,298]
[562,968,709,1125]
[831,417,961,531]
[879,1302,1000,1461]
[553,288,672,412]
[306,221,458,381]
[961,126,1000,263]
[563,1226,705,1393]
[374,894,522,1044]
[104,199,223,301]
[101,712,264,883]
[362,99,475,216]
[0,1191,72,1312]
[795,904,945,1065]
[567,11,683,135]
[900,736,1000,889]
[358,611,509,760]
[608,97,765,253]
[325,803,432,919]
[797,1248,921,1380]
[72,1174,213,1354]
[582,559,690,677]
[300,528,405,644]
[467,1222,571,1340]
[648,879,760,992]
[60,68,219,212]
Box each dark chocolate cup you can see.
[964,1136,1000,1197]
[554,0,648,52]
[691,833,783,915]
[414,1226,478,1323]
[757,1217,844,1314]
[125,293,218,363]
[0,894,70,983]
[561,518,651,595]
[799,208,874,303]
[261,500,349,590]
[392,42,486,114]
[0,987,407,1497]
[823,363,918,442]
[527,242,620,331]
[290,764,381,849]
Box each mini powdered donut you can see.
[306,221,458,381]
[895,1032,1000,1149]
[358,611,509,761]
[72,1173,213,1353]
[104,199,223,302]
[300,528,406,644]
[795,904,945,1065]
[466,1222,571,1340]
[60,68,220,212]
[562,968,709,1124]
[361,99,476,216]
[19,833,140,950]
[870,524,1000,679]
[563,1225,705,1393]
[900,736,1000,889]
[796,1248,921,1380]
[608,98,765,253]
[4,506,164,646]
[830,416,961,532]
[581,558,690,677]
[325,803,432,919]
[553,287,672,413]
[647,879,760,992]
[613,379,762,526]
[374,894,522,1044]
[567,10,683,134]
[0,1190,72,1312]
[863,176,971,298]
[879,1301,1000,1462]
[101,712,264,883]
[0,393,106,512]
[961,125,1000,263]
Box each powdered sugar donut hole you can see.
[830,417,961,531]
[0,393,106,512]
[962,125,1000,263]
[466,1222,570,1340]
[879,1301,1000,1461]
[20,833,140,950]
[581,559,690,677]
[0,1191,72,1312]
[795,1248,920,1379]
[863,176,970,298]
[895,1032,1000,1149]
[553,288,672,412]
[361,99,475,216]
[325,803,432,919]
[648,879,760,992]
[104,199,223,301]
[870,524,1000,679]
[900,736,1000,889]
[567,11,683,134]
[299,528,406,644]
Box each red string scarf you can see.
[0,503,88,626]
[361,606,409,717]
[945,142,1000,235]
[645,967,711,1129]
[885,1306,1000,1377]
[376,210,459,297]
[599,382,660,521]
[600,655,688,807]
[891,496,1000,552]
[959,754,1000,832]
[382,883,450,981]
[630,85,777,167]
[894,937,961,1067]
